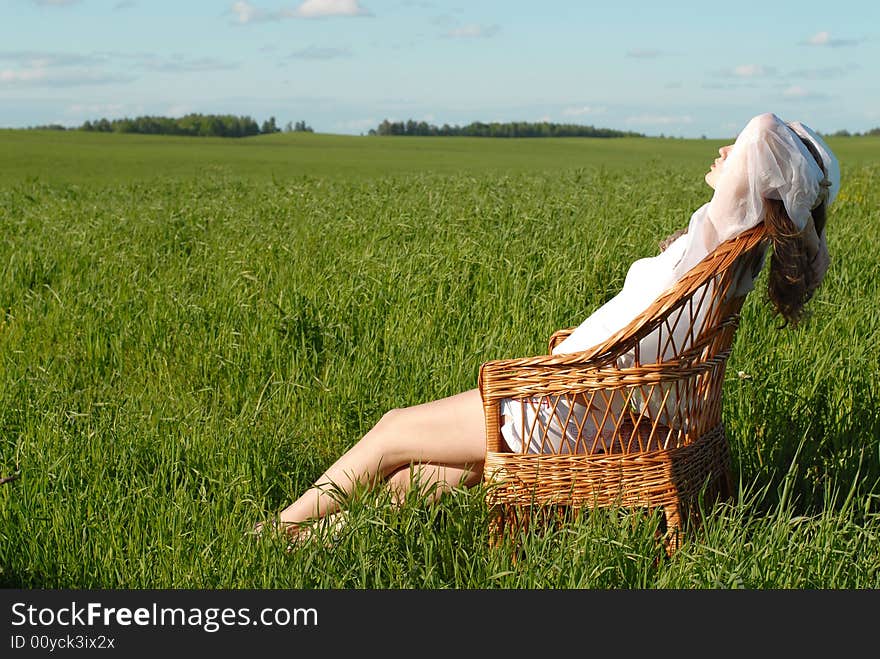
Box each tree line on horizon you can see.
[368,118,645,138]
[18,115,880,139]
[23,114,314,138]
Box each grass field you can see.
[1,130,878,588]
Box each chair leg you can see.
[488,505,505,549]
[662,502,683,555]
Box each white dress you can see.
[500,112,825,454]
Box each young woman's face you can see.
[705,144,734,189]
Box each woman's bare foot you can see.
[252,512,349,549]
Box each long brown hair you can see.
[764,131,829,327]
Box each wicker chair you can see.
[478,224,770,552]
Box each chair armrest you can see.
[547,327,575,353]
[478,349,623,403]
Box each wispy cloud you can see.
[288,46,352,59]
[730,64,775,78]
[788,64,855,80]
[701,81,759,90]
[0,49,236,87]
[0,67,133,87]
[0,51,129,87]
[141,56,238,73]
[626,48,665,59]
[166,104,196,117]
[66,102,129,116]
[0,51,105,67]
[800,31,862,48]
[31,0,80,6]
[336,117,377,132]
[781,85,828,100]
[444,23,499,39]
[291,0,371,17]
[230,0,371,24]
[625,114,694,126]
[231,1,271,24]
[561,105,606,117]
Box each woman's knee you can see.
[364,407,414,466]
[373,407,406,437]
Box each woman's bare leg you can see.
[385,462,482,504]
[271,388,485,531]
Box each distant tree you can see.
[75,113,264,138]
[368,118,642,138]
[293,120,313,133]
[261,116,279,134]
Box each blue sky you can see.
[2,0,878,137]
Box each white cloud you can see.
[626,48,664,58]
[0,68,48,82]
[291,0,370,18]
[336,117,377,132]
[166,104,195,117]
[0,49,231,86]
[712,64,775,79]
[231,1,267,24]
[445,24,499,39]
[789,65,852,80]
[142,56,237,72]
[66,102,127,115]
[732,64,771,78]
[808,31,830,46]
[625,114,694,126]
[782,85,827,100]
[0,51,106,68]
[562,105,606,117]
[801,31,861,47]
[0,66,132,86]
[231,0,370,24]
[288,46,352,59]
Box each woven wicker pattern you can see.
[478,224,769,552]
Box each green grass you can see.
[1,131,879,588]
[11,128,877,185]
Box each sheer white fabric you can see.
[501,112,839,454]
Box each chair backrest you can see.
[578,224,769,367]
[497,224,771,456]
[584,223,770,452]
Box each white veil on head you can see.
[707,112,826,239]
[785,119,841,210]
[672,112,838,280]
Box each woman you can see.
[256,112,840,541]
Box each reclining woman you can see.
[255,112,840,541]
